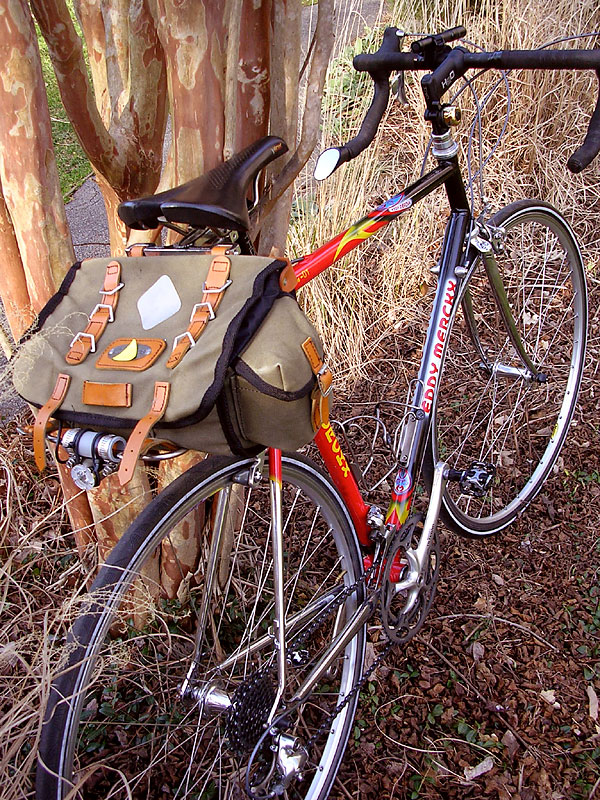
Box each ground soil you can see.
[2,276,598,800]
[329,275,600,799]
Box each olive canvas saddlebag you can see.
[12,250,331,485]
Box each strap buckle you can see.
[100,282,124,296]
[317,364,333,397]
[190,302,215,321]
[70,331,97,353]
[89,303,115,322]
[202,279,232,295]
[173,331,196,350]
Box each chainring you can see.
[380,513,440,643]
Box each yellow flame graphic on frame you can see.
[334,218,379,260]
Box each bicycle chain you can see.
[245,518,436,796]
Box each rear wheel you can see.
[433,200,587,535]
[37,454,365,800]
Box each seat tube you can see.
[267,447,287,718]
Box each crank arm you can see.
[391,461,447,615]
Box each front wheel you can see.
[433,200,587,536]
[37,454,366,800]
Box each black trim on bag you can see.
[163,258,289,430]
[216,391,262,457]
[234,361,315,401]
[19,261,84,343]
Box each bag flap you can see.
[13,254,283,427]
[234,296,321,398]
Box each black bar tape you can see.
[567,70,600,173]
[342,78,390,160]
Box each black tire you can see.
[37,454,366,800]
[433,200,587,536]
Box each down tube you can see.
[386,209,471,529]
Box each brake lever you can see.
[391,71,408,105]
[391,30,408,106]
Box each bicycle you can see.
[36,24,600,800]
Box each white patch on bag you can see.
[137,275,182,329]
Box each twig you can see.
[334,775,355,800]
[415,634,535,757]
[432,612,559,651]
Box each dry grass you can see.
[292,0,600,393]
[1,0,600,796]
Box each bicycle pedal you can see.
[447,461,496,497]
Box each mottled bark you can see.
[55,460,97,575]
[254,0,335,251]
[150,0,229,181]
[0,0,74,310]
[217,485,245,589]
[33,0,167,251]
[0,185,34,339]
[235,0,272,153]
[69,0,168,197]
[88,464,153,563]
[158,451,205,598]
[256,0,301,253]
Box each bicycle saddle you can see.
[118,135,288,232]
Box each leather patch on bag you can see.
[96,338,166,371]
[83,381,132,407]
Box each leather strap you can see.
[65,260,123,365]
[127,244,148,257]
[166,250,231,369]
[279,259,298,293]
[117,381,170,486]
[33,373,71,471]
[301,337,332,430]
[82,381,132,407]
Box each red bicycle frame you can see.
[289,159,471,548]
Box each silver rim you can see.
[52,457,365,800]
[434,204,587,534]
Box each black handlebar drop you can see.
[336,27,400,168]
[567,69,600,173]
[316,26,600,178]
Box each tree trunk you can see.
[255,0,335,252]
[0,186,34,340]
[1,0,336,603]
[0,0,74,314]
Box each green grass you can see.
[35,12,91,200]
